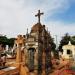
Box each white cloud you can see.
[0,0,75,44]
[46,21,75,44]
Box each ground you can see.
[50,59,75,75]
[1,55,75,75]
[5,57,75,75]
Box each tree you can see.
[71,36,75,45]
[49,36,56,51]
[0,35,15,48]
[8,38,15,48]
[0,35,8,48]
[59,33,71,52]
[59,33,75,52]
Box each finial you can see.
[26,28,28,39]
[26,28,28,34]
[68,41,71,45]
[35,10,44,23]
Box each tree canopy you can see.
[59,33,75,52]
[0,35,15,48]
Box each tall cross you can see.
[35,10,44,23]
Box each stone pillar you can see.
[38,50,42,75]
[72,49,75,60]
[16,46,22,68]
[42,51,46,75]
[62,49,67,59]
[34,48,38,69]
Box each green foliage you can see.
[0,35,8,48]
[49,37,56,51]
[0,35,15,48]
[8,38,15,47]
[71,36,75,45]
[59,33,75,52]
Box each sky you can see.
[0,0,75,44]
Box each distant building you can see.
[62,41,75,60]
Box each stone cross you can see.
[35,10,44,23]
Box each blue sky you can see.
[46,1,75,24]
[0,0,75,44]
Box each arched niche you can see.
[28,48,36,72]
